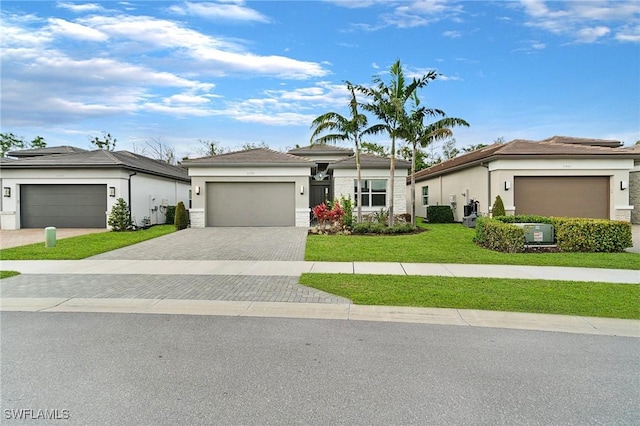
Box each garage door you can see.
[514,176,609,219]
[206,182,295,226]
[21,184,107,228]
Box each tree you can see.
[461,143,487,153]
[197,139,226,156]
[310,83,371,222]
[0,133,47,157]
[361,141,389,157]
[142,137,176,164]
[491,195,506,217]
[174,201,189,230]
[442,138,459,160]
[90,132,117,150]
[401,93,469,224]
[241,141,269,150]
[107,198,133,231]
[356,60,434,225]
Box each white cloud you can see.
[56,2,106,13]
[520,0,640,43]
[168,1,271,23]
[48,18,108,41]
[442,30,461,38]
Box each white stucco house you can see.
[182,145,409,227]
[408,136,640,222]
[0,147,191,229]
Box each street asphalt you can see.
[1,227,638,337]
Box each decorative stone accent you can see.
[615,209,631,222]
[296,208,310,227]
[189,208,205,228]
[630,171,640,224]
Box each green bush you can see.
[174,201,189,230]
[426,205,454,223]
[339,195,354,228]
[491,195,506,217]
[474,217,524,253]
[165,205,176,225]
[478,216,632,253]
[107,198,133,232]
[352,222,418,235]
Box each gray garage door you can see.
[514,176,609,219]
[207,182,295,227]
[20,184,107,228]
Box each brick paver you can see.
[0,274,350,304]
[89,228,308,261]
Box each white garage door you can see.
[20,184,107,228]
[206,182,295,227]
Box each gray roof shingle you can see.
[413,137,640,182]
[182,148,315,167]
[329,153,411,170]
[7,145,88,158]
[288,144,354,156]
[0,149,189,182]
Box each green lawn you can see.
[0,225,176,260]
[300,273,640,319]
[0,271,20,279]
[305,222,640,270]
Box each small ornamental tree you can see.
[108,198,133,231]
[492,195,506,217]
[174,201,188,230]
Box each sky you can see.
[2,0,639,161]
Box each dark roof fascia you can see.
[0,163,191,183]
[412,151,640,183]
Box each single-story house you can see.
[0,147,190,229]
[182,145,409,227]
[409,136,640,222]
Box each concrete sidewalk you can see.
[1,259,638,283]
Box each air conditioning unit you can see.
[514,223,555,244]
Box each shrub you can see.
[474,217,525,253]
[107,198,133,231]
[426,205,454,223]
[339,195,354,228]
[165,205,176,225]
[491,195,506,217]
[479,216,632,253]
[352,222,418,235]
[174,201,189,230]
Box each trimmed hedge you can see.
[475,215,633,253]
[174,201,189,230]
[352,222,418,235]
[426,206,454,223]
[165,205,176,225]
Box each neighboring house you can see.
[630,145,640,224]
[0,147,190,229]
[182,146,409,227]
[409,136,639,222]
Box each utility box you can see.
[514,223,554,244]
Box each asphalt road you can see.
[1,312,638,425]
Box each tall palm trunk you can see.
[410,140,416,226]
[389,134,395,226]
[355,139,363,222]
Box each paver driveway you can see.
[1,227,350,304]
[90,227,308,261]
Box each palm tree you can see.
[402,95,469,224]
[356,60,436,225]
[309,83,369,222]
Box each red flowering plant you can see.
[312,200,347,234]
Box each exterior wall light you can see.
[504,181,511,191]
[109,186,116,197]
[300,185,304,195]
[3,187,10,197]
[620,181,628,190]
[195,185,201,195]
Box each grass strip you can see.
[300,273,640,319]
[0,225,176,260]
[305,223,640,270]
[0,271,20,279]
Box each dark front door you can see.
[310,182,330,209]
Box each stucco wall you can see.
[188,166,312,227]
[0,167,189,229]
[410,157,635,223]
[333,168,408,216]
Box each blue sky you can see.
[2,0,639,160]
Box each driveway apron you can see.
[2,228,349,304]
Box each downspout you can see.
[128,171,137,223]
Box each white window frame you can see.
[422,186,429,206]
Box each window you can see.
[354,179,387,207]
[422,186,429,205]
